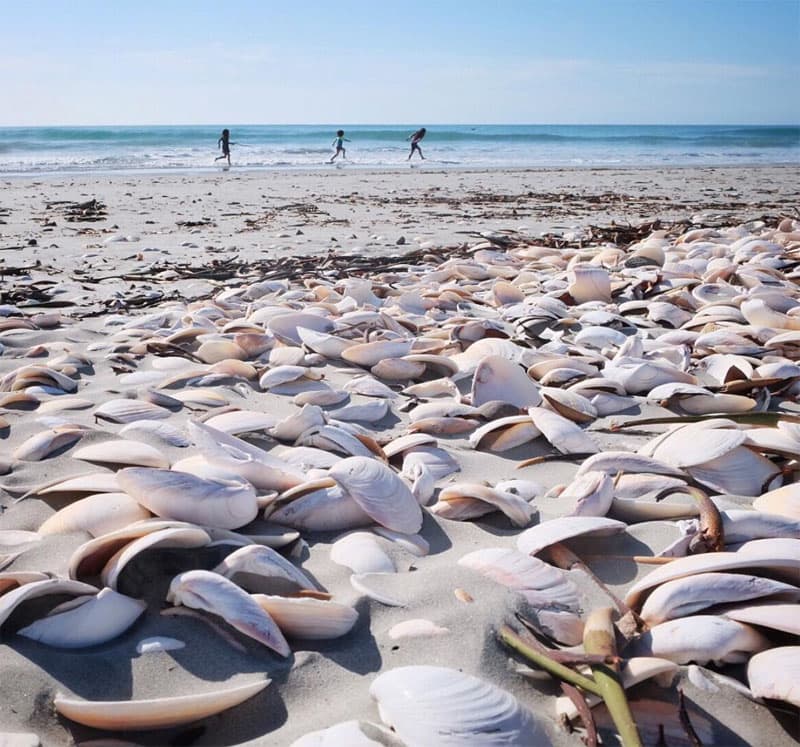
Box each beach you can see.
[1,163,799,747]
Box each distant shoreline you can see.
[2,161,799,183]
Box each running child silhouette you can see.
[329,130,350,163]
[215,128,237,166]
[407,127,426,160]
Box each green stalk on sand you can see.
[582,607,643,747]
[499,609,643,747]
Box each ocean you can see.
[0,124,797,176]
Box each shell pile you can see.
[1,215,799,745]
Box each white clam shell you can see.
[38,493,151,537]
[73,440,170,469]
[747,647,800,706]
[633,615,769,665]
[54,678,269,730]
[342,339,414,368]
[167,570,289,656]
[0,577,99,630]
[252,594,358,639]
[471,355,542,408]
[626,538,800,608]
[517,516,626,556]
[328,457,422,534]
[639,572,800,624]
[387,619,450,640]
[101,526,211,589]
[369,666,551,746]
[213,544,317,593]
[94,399,171,423]
[17,587,145,648]
[12,427,84,462]
[331,532,395,574]
[117,468,259,530]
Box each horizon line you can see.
[2,122,799,129]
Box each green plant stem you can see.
[498,625,601,695]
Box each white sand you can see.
[0,166,798,746]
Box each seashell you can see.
[269,345,307,366]
[459,547,581,642]
[516,516,626,556]
[686,446,781,497]
[101,526,211,589]
[639,572,800,624]
[434,483,535,527]
[331,532,395,574]
[383,433,438,459]
[117,468,259,530]
[625,538,800,608]
[39,493,152,537]
[119,419,190,447]
[328,399,389,423]
[54,678,269,730]
[12,425,85,461]
[36,396,94,413]
[408,401,479,423]
[408,416,478,435]
[95,399,171,424]
[35,471,120,497]
[720,509,800,544]
[472,355,541,408]
[562,471,614,517]
[347,572,404,606]
[632,616,769,665]
[0,571,50,596]
[136,636,186,655]
[73,440,170,469]
[747,647,800,706]
[17,587,146,648]
[297,326,355,359]
[528,407,599,455]
[167,570,290,656]
[188,420,305,491]
[469,415,541,452]
[212,544,317,593]
[540,388,597,424]
[753,483,800,519]
[259,365,322,390]
[402,353,459,377]
[203,409,277,435]
[271,405,327,442]
[293,386,349,407]
[343,375,397,399]
[252,594,358,639]
[169,388,230,408]
[292,424,370,459]
[575,451,686,478]
[721,602,800,634]
[568,265,611,303]
[268,312,334,345]
[291,720,400,747]
[402,377,460,399]
[741,298,800,330]
[604,359,696,394]
[0,577,99,630]
[649,422,745,468]
[369,666,550,746]
[388,619,450,640]
[342,339,414,368]
[329,457,422,534]
[371,357,426,381]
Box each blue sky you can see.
[2,0,798,125]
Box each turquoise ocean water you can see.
[0,124,797,175]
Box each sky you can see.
[2,0,798,126]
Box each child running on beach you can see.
[215,128,236,166]
[329,130,350,163]
[407,127,426,160]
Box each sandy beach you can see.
[1,164,799,746]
